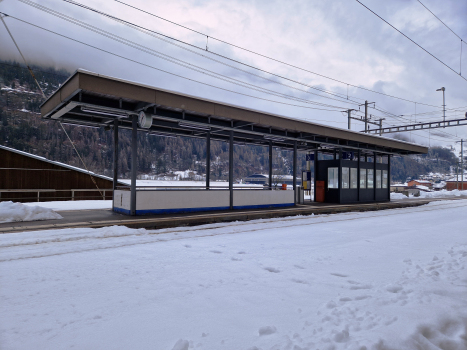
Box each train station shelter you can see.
[40,70,428,215]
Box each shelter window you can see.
[360,169,366,189]
[328,167,339,189]
[342,167,349,189]
[382,170,388,188]
[367,169,374,188]
[376,170,382,188]
[350,168,358,189]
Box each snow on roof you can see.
[410,180,432,184]
[446,175,467,182]
[0,144,124,184]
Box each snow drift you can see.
[0,201,63,223]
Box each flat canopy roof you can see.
[41,70,428,155]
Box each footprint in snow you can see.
[210,250,222,254]
[258,326,277,336]
[291,278,308,284]
[264,267,280,273]
[184,244,191,248]
[231,257,242,261]
[330,272,348,277]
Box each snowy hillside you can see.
[1,200,466,349]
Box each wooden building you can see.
[0,144,121,202]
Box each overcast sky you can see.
[1,0,466,149]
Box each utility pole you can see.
[379,118,383,136]
[457,139,464,190]
[436,87,446,124]
[364,100,368,133]
[346,109,355,130]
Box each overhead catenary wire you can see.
[59,0,363,106]
[355,0,467,81]
[58,0,467,137]
[16,0,356,111]
[87,0,446,108]
[3,9,463,144]
[416,0,465,76]
[0,13,349,116]
[1,13,103,197]
[1,14,46,98]
[416,0,465,42]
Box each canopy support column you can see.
[269,141,273,189]
[313,150,318,202]
[388,155,391,200]
[357,150,360,202]
[112,118,118,210]
[338,148,342,203]
[206,131,210,190]
[130,115,137,216]
[229,130,234,209]
[373,152,377,201]
[293,140,297,204]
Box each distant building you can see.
[244,174,300,186]
[390,183,408,193]
[446,175,467,191]
[407,180,432,188]
[244,174,268,185]
[0,144,124,202]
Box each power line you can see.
[18,0,354,110]
[355,0,467,81]
[416,0,465,42]
[1,13,348,115]
[105,0,444,107]
[59,0,363,106]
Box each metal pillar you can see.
[348,109,351,130]
[357,150,360,202]
[206,131,211,190]
[130,115,137,216]
[229,130,233,209]
[313,150,318,202]
[293,140,297,204]
[373,152,377,201]
[113,118,118,206]
[461,139,464,190]
[364,100,368,133]
[387,155,391,200]
[269,141,273,189]
[338,148,342,203]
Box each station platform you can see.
[1,197,463,234]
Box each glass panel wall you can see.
[342,167,349,189]
[382,170,388,188]
[376,170,382,188]
[367,169,374,188]
[350,168,358,189]
[328,167,339,189]
[360,169,366,188]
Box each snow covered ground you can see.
[23,200,113,211]
[390,189,467,200]
[1,200,466,349]
[0,201,62,223]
